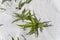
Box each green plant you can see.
[16,0,23,9]
[16,0,32,10]
[17,11,49,37]
[12,8,29,23]
[12,0,51,37]
[11,37,14,40]
[26,0,32,4]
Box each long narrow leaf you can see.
[26,0,32,4]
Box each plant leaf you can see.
[14,13,21,17]
[13,9,28,22]
[12,18,21,23]
[26,0,32,4]
[21,8,26,14]
[38,23,47,28]
[17,37,19,40]
[16,0,22,9]
[27,10,35,24]
[17,23,32,28]
[27,26,34,35]
[11,37,14,40]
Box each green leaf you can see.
[13,9,29,22]
[22,8,26,14]
[27,10,35,24]
[34,25,39,37]
[38,23,47,28]
[26,0,32,4]
[27,26,34,35]
[11,37,14,40]
[26,0,29,3]
[14,13,21,17]
[17,37,19,40]
[16,0,22,9]
[17,23,32,28]
[12,13,21,23]
[12,18,21,23]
